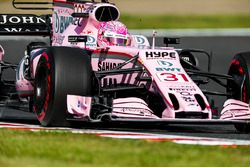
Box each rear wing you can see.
[12,0,53,10]
[12,0,110,10]
[0,14,51,36]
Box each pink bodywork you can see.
[67,95,92,118]
[15,0,250,121]
[220,99,250,120]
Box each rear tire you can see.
[228,52,250,133]
[33,47,92,126]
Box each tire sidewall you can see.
[228,52,250,133]
[228,52,250,103]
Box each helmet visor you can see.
[104,32,129,46]
[106,37,127,46]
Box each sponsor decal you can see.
[135,36,146,45]
[169,86,196,92]
[0,14,51,32]
[156,60,181,72]
[73,4,88,26]
[182,56,190,62]
[77,100,87,109]
[157,60,173,67]
[54,12,74,33]
[155,67,181,72]
[0,28,40,32]
[87,36,95,43]
[85,5,96,13]
[69,35,97,46]
[53,35,65,45]
[98,62,122,71]
[146,51,176,60]
[180,91,196,103]
[74,4,86,13]
[221,109,250,117]
[86,36,97,47]
[73,18,83,26]
[0,14,49,24]
[122,108,151,115]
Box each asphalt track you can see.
[0,33,250,142]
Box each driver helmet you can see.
[0,45,4,61]
[97,21,131,47]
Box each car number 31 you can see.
[156,73,189,82]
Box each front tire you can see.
[33,47,92,126]
[228,52,250,133]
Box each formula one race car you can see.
[0,0,250,132]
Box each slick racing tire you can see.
[228,52,250,133]
[228,52,250,103]
[33,47,92,127]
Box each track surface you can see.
[1,107,250,143]
[0,35,250,142]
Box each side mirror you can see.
[163,37,180,47]
[68,36,88,43]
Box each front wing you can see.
[66,95,250,126]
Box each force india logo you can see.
[157,60,173,67]
[135,36,146,45]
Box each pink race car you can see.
[0,0,250,132]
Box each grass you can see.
[120,14,250,29]
[0,129,250,167]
